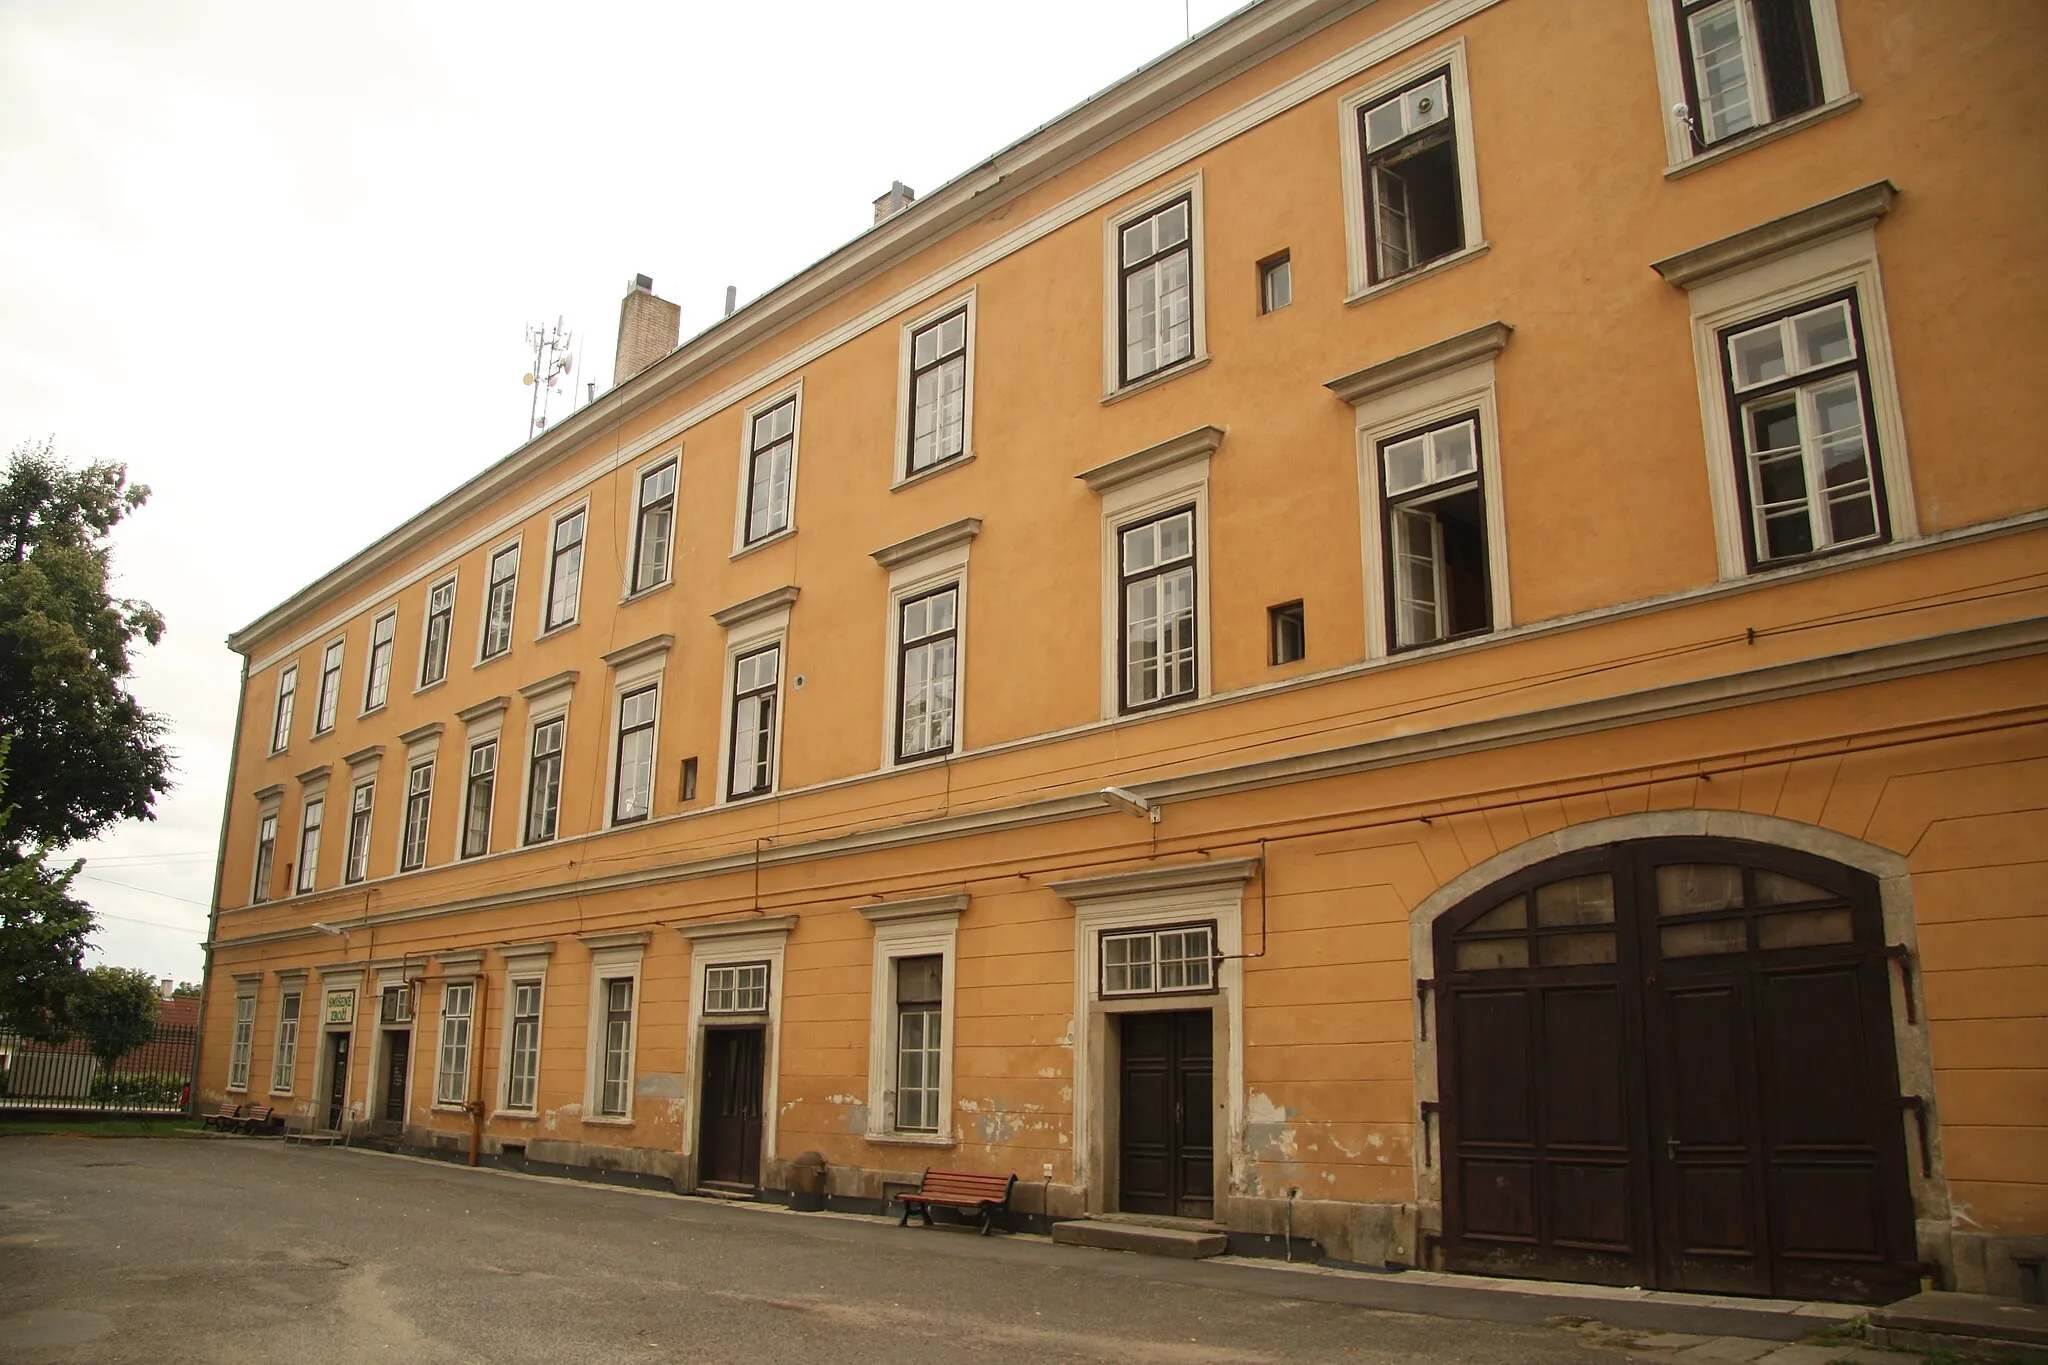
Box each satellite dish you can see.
[522,372,536,385]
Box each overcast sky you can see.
[1,0,1248,984]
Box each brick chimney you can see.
[613,274,682,387]
[872,181,916,225]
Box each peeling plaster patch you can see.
[1056,1019,1074,1049]
[1242,1091,1300,1188]
[636,1072,686,1100]
[965,1097,1043,1146]
[1059,1086,1072,1104]
[823,1094,862,1106]
[1036,1068,1062,1079]
[845,1102,868,1133]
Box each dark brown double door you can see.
[1435,838,1918,1303]
[698,1026,765,1189]
[325,1032,351,1132]
[1119,1011,1214,1219]
[381,1030,409,1122]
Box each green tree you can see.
[0,745,93,1040]
[0,438,171,853]
[171,981,200,999]
[67,965,160,1087]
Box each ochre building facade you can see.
[199,0,2048,1305]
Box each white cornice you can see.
[1079,426,1226,493]
[601,634,675,670]
[517,670,579,701]
[1652,181,1897,289]
[396,722,445,746]
[1325,321,1512,404]
[341,745,384,769]
[871,519,982,570]
[577,929,651,952]
[455,696,511,724]
[858,892,971,925]
[1051,858,1260,903]
[676,914,798,942]
[713,585,800,630]
[498,939,557,962]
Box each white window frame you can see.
[269,662,298,754]
[250,791,282,904]
[433,979,475,1110]
[861,895,961,1145]
[518,675,574,845]
[1346,349,1512,660]
[1093,452,1213,720]
[715,598,792,805]
[892,290,977,487]
[539,500,588,636]
[1099,921,1218,998]
[1336,40,1485,304]
[1101,172,1208,400]
[732,381,803,555]
[678,918,791,1179]
[626,454,681,597]
[270,985,303,1094]
[227,983,258,1092]
[312,637,345,736]
[495,941,553,1117]
[476,536,522,664]
[399,759,433,873]
[1646,0,1853,173]
[602,639,669,828]
[416,574,457,692]
[702,961,771,1016]
[580,933,646,1125]
[876,527,974,770]
[360,609,397,715]
[1676,223,1914,581]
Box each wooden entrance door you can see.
[381,1030,409,1122]
[1118,1010,1214,1219]
[698,1026,765,1189]
[325,1031,351,1132]
[1434,838,1918,1303]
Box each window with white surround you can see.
[543,506,585,632]
[611,686,657,824]
[630,459,678,593]
[525,716,565,843]
[270,663,297,753]
[313,639,344,734]
[295,796,323,893]
[861,896,961,1143]
[899,300,973,479]
[1119,508,1198,712]
[896,587,957,762]
[598,982,634,1117]
[740,392,798,547]
[462,740,495,858]
[1330,323,1512,659]
[1111,187,1203,389]
[400,760,433,871]
[504,977,543,1112]
[344,779,374,883]
[1338,43,1484,300]
[703,961,769,1014]
[580,933,645,1123]
[228,989,256,1091]
[271,990,301,1093]
[251,807,279,904]
[1659,188,1913,580]
[727,647,780,799]
[419,577,456,688]
[480,543,519,661]
[1101,922,1217,997]
[362,611,396,712]
[893,956,943,1133]
[435,981,473,1107]
[1649,0,1849,165]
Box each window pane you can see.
[1534,874,1615,926]
[1755,870,1832,905]
[1794,303,1855,369]
[1455,938,1529,971]
[1656,864,1744,915]
[1757,907,1854,949]
[1661,919,1748,957]
[1730,323,1788,389]
[1536,931,1616,966]
[1431,422,1476,480]
[1468,896,1524,932]
[1383,436,1428,495]
[1691,0,1758,142]
[1364,94,1406,152]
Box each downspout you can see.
[191,652,252,1115]
[467,973,489,1166]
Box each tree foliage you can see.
[67,965,160,1074]
[0,745,93,1040]
[0,438,172,853]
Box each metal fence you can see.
[0,1022,199,1113]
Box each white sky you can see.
[0,0,1247,984]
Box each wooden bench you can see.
[199,1102,242,1131]
[232,1105,276,1134]
[894,1169,1017,1236]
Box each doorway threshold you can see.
[694,1182,757,1202]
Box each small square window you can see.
[705,961,770,1015]
[1259,253,1292,314]
[1269,601,1305,665]
[680,756,698,803]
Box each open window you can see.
[1378,415,1493,650]
[1649,0,1852,168]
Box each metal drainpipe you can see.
[191,653,252,1115]
[466,973,489,1166]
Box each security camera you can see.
[1098,786,1161,823]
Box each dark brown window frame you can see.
[742,398,797,546]
[544,507,586,631]
[905,308,969,477]
[629,460,677,594]
[313,639,344,735]
[296,796,323,893]
[1269,600,1306,665]
[597,977,635,1116]
[1717,287,1888,573]
[1258,251,1292,314]
[1671,0,1823,154]
[480,544,519,661]
[895,583,959,764]
[1117,504,1200,715]
[727,644,780,799]
[1116,194,1197,388]
[399,760,433,872]
[363,610,397,711]
[420,577,456,688]
[270,664,296,752]
[1098,919,1220,999]
[1376,409,1492,654]
[461,738,496,858]
[611,684,658,825]
[524,716,565,845]
[1359,66,1464,287]
[252,812,278,903]
[343,779,374,884]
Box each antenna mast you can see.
[521,317,576,435]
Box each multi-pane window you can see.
[1675,0,1822,148]
[295,797,323,893]
[462,740,496,858]
[271,991,300,1093]
[251,813,278,904]
[1361,69,1463,283]
[1722,294,1884,566]
[1118,196,1194,385]
[894,955,942,1134]
[545,509,585,631]
[631,460,677,593]
[897,587,958,762]
[1259,253,1293,314]
[525,717,565,843]
[506,979,542,1111]
[344,780,374,884]
[380,982,413,1025]
[907,310,967,475]
[420,578,455,688]
[228,994,256,1091]
[612,687,657,824]
[270,664,297,752]
[400,760,433,871]
[743,399,796,544]
[1270,601,1306,665]
[362,611,396,711]
[704,962,769,1014]
[313,640,344,734]
[1119,508,1198,712]
[1379,414,1492,650]
[435,982,472,1106]
[598,979,634,1117]
[481,544,519,660]
[1101,923,1216,997]
[727,646,780,799]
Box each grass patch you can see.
[0,1117,205,1138]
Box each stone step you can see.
[1867,1291,2048,1362]
[1085,1211,1227,1235]
[1051,1219,1227,1260]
